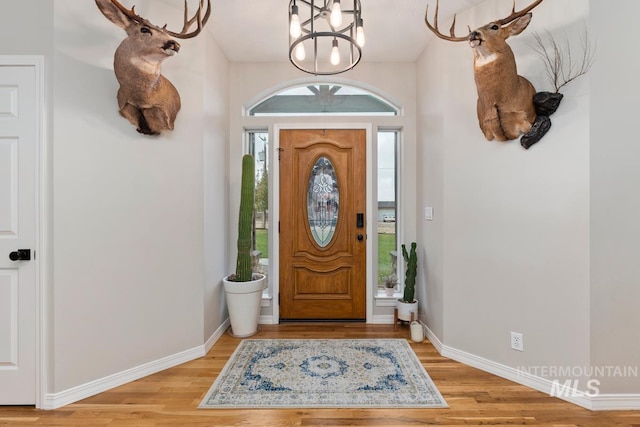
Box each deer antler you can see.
[496,0,544,25]
[164,0,212,39]
[105,0,211,39]
[426,0,545,41]
[106,0,155,27]
[424,0,467,42]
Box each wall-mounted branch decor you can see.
[531,27,595,115]
[95,0,211,135]
[425,0,553,149]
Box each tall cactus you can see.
[402,242,417,303]
[235,154,255,282]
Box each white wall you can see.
[418,0,640,397]
[1,0,229,403]
[416,42,446,338]
[203,35,230,342]
[589,0,640,394]
[418,0,592,385]
[47,0,228,397]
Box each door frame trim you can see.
[272,123,373,324]
[0,55,46,408]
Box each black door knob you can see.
[9,249,31,261]
[357,234,364,241]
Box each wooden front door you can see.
[279,129,366,320]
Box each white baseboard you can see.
[44,320,232,410]
[205,318,231,353]
[422,324,640,411]
[260,315,275,324]
[590,394,640,410]
[42,345,205,410]
[371,314,395,324]
[422,323,443,353]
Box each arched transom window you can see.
[248,84,398,116]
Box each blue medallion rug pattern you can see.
[199,339,448,408]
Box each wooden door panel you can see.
[294,267,351,297]
[280,129,366,320]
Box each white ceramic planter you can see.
[223,274,266,338]
[410,321,425,343]
[396,299,418,322]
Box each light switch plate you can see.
[425,207,433,221]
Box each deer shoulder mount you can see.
[95,0,211,135]
[426,0,555,149]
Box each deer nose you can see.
[469,31,480,41]
[163,40,181,52]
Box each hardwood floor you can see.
[2,323,639,426]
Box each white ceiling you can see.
[159,0,487,63]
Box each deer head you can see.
[96,0,211,135]
[425,0,549,145]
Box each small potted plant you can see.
[223,154,266,337]
[396,242,418,321]
[384,276,396,297]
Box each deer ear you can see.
[506,13,532,37]
[95,0,133,30]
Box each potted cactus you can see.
[223,154,266,337]
[396,242,418,321]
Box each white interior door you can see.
[0,63,38,404]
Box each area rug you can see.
[199,338,447,409]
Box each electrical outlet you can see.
[511,332,524,352]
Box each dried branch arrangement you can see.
[532,27,596,94]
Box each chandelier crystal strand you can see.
[288,0,364,75]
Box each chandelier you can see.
[289,0,365,76]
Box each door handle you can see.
[9,249,31,261]
[357,234,364,241]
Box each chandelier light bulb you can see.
[295,42,306,61]
[330,39,340,65]
[356,18,365,47]
[330,0,342,27]
[290,5,302,38]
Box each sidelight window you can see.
[246,130,269,285]
[377,130,398,294]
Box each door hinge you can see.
[278,221,280,233]
[277,147,284,160]
[278,293,280,306]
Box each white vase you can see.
[410,321,425,343]
[223,274,266,338]
[396,299,418,322]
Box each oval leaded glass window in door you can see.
[307,156,339,247]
